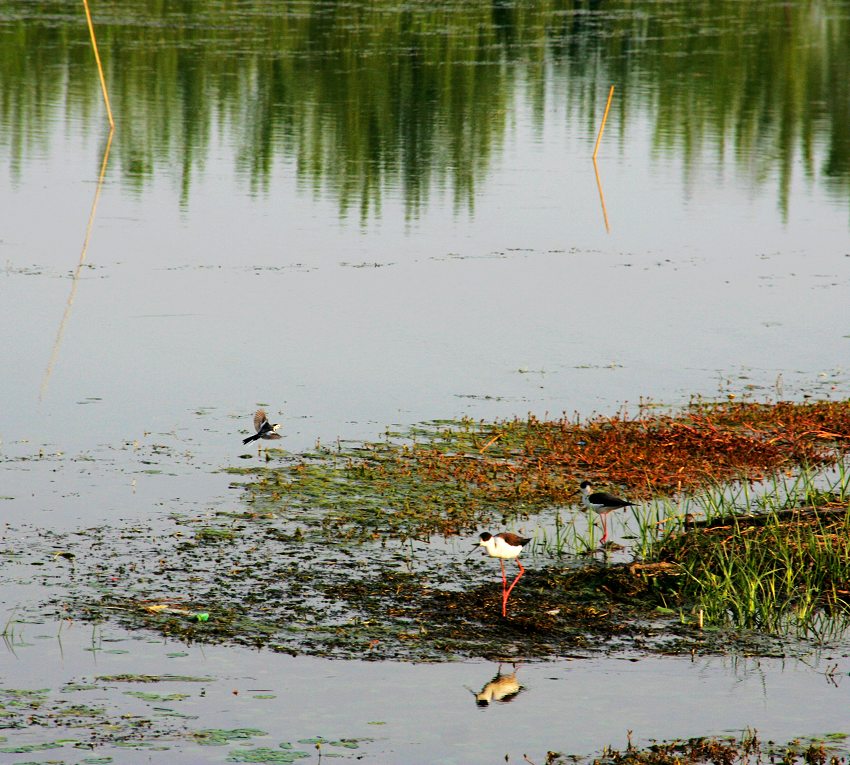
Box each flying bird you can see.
[580,480,633,544]
[242,409,282,445]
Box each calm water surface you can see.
[2,1,850,761]
[2,621,850,764]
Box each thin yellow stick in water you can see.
[592,85,615,160]
[82,0,114,128]
[479,433,503,453]
[40,128,114,399]
[592,157,611,233]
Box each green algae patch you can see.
[0,678,195,756]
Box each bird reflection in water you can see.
[470,664,524,707]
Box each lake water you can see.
[2,0,850,761]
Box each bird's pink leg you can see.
[600,514,609,544]
[503,560,525,616]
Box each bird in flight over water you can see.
[242,408,282,445]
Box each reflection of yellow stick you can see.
[40,128,114,400]
[592,85,614,160]
[82,0,114,128]
[592,157,610,233]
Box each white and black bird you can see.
[580,480,633,544]
[242,409,282,445]
[474,531,532,617]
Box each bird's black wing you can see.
[589,492,632,508]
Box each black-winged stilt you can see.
[474,531,531,617]
[580,480,633,544]
[242,408,282,445]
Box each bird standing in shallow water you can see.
[580,480,633,544]
[242,409,282,446]
[475,531,531,617]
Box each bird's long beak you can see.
[465,543,480,559]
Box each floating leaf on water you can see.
[153,707,197,718]
[0,688,50,698]
[193,728,269,746]
[226,747,310,763]
[114,740,156,748]
[0,741,64,753]
[125,691,191,702]
[57,705,105,717]
[96,674,214,683]
[329,739,361,749]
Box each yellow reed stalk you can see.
[592,157,610,233]
[82,0,114,128]
[479,433,503,453]
[40,128,114,399]
[592,85,614,160]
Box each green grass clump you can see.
[643,469,850,634]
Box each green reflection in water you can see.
[1,1,848,220]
